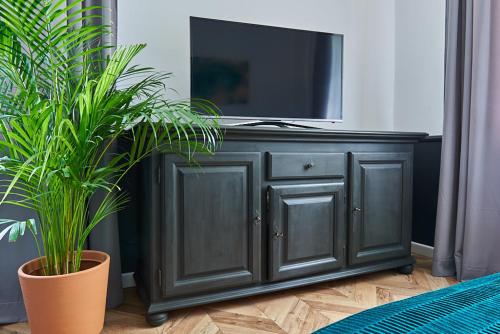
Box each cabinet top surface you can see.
[220,126,429,142]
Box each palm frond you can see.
[0,0,222,275]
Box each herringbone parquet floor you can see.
[1,255,457,334]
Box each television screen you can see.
[190,17,343,122]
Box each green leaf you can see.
[0,223,14,241]
[19,219,26,236]
[0,218,16,225]
[27,218,36,235]
[8,221,19,242]
[0,219,35,242]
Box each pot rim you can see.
[18,250,110,280]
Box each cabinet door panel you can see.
[269,183,345,281]
[162,153,261,297]
[349,152,412,265]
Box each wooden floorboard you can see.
[0,255,457,333]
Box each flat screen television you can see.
[190,17,343,122]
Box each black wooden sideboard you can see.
[134,126,428,326]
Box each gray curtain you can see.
[433,0,500,281]
[0,0,122,324]
[0,205,39,323]
[83,0,124,309]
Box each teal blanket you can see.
[315,272,500,334]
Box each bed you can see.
[315,272,500,333]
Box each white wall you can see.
[354,0,395,131]
[394,0,446,135]
[117,0,445,134]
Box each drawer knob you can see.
[304,162,315,169]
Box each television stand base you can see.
[231,120,321,129]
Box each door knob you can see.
[273,231,284,239]
[304,162,315,169]
[352,207,362,212]
[274,232,284,238]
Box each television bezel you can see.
[190,16,344,123]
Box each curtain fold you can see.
[81,0,123,308]
[433,0,500,280]
[0,204,39,323]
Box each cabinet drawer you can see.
[267,152,345,180]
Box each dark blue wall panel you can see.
[412,136,442,246]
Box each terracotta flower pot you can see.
[18,250,110,334]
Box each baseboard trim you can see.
[411,241,434,258]
[122,272,136,288]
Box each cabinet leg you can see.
[398,264,414,275]
[146,312,168,327]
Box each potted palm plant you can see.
[0,0,221,333]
